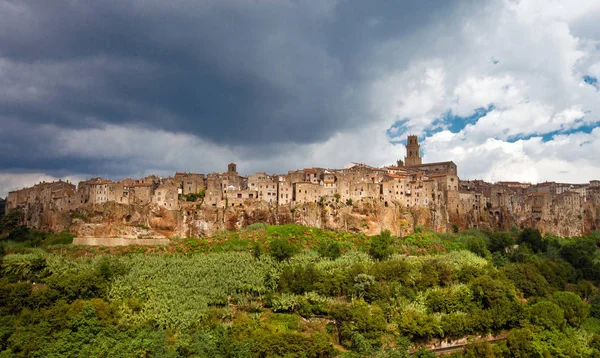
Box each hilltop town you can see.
[4,135,600,238]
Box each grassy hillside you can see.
[1,224,600,356]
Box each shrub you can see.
[471,275,514,309]
[527,300,565,330]
[487,232,515,253]
[317,241,341,260]
[369,231,394,261]
[551,291,589,327]
[451,223,459,234]
[396,310,442,342]
[269,238,298,262]
[518,228,546,253]
[502,263,551,298]
[251,241,263,259]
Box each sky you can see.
[1,0,600,197]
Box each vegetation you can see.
[183,189,205,202]
[1,222,600,357]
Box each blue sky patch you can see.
[506,119,599,143]
[584,75,599,90]
[387,105,495,145]
[386,118,410,144]
[423,104,495,137]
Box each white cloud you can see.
[367,0,600,183]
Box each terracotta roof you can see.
[304,168,318,174]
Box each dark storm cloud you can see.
[0,0,471,177]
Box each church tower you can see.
[404,135,422,166]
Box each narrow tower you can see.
[404,135,422,166]
[228,162,237,173]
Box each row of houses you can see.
[6,160,461,214]
[458,179,600,220]
[6,134,598,223]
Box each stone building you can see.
[293,182,321,203]
[226,189,258,207]
[153,181,180,210]
[131,183,153,205]
[175,172,206,195]
[248,172,278,204]
[277,175,293,205]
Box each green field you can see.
[2,221,600,357]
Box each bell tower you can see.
[228,162,237,173]
[404,135,422,166]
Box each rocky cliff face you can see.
[12,197,595,238]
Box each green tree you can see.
[551,291,589,327]
[369,231,394,261]
[518,228,546,253]
[487,232,515,253]
[317,241,341,260]
[471,275,514,308]
[269,238,298,262]
[528,300,565,330]
[502,263,551,298]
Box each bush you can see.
[451,224,459,234]
[471,275,514,309]
[518,228,546,253]
[330,300,387,350]
[369,231,394,261]
[528,300,565,330]
[317,241,341,260]
[397,310,442,342]
[251,241,263,259]
[502,263,551,298]
[278,264,318,294]
[269,238,298,262]
[459,235,489,257]
[551,291,589,327]
[487,232,515,253]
